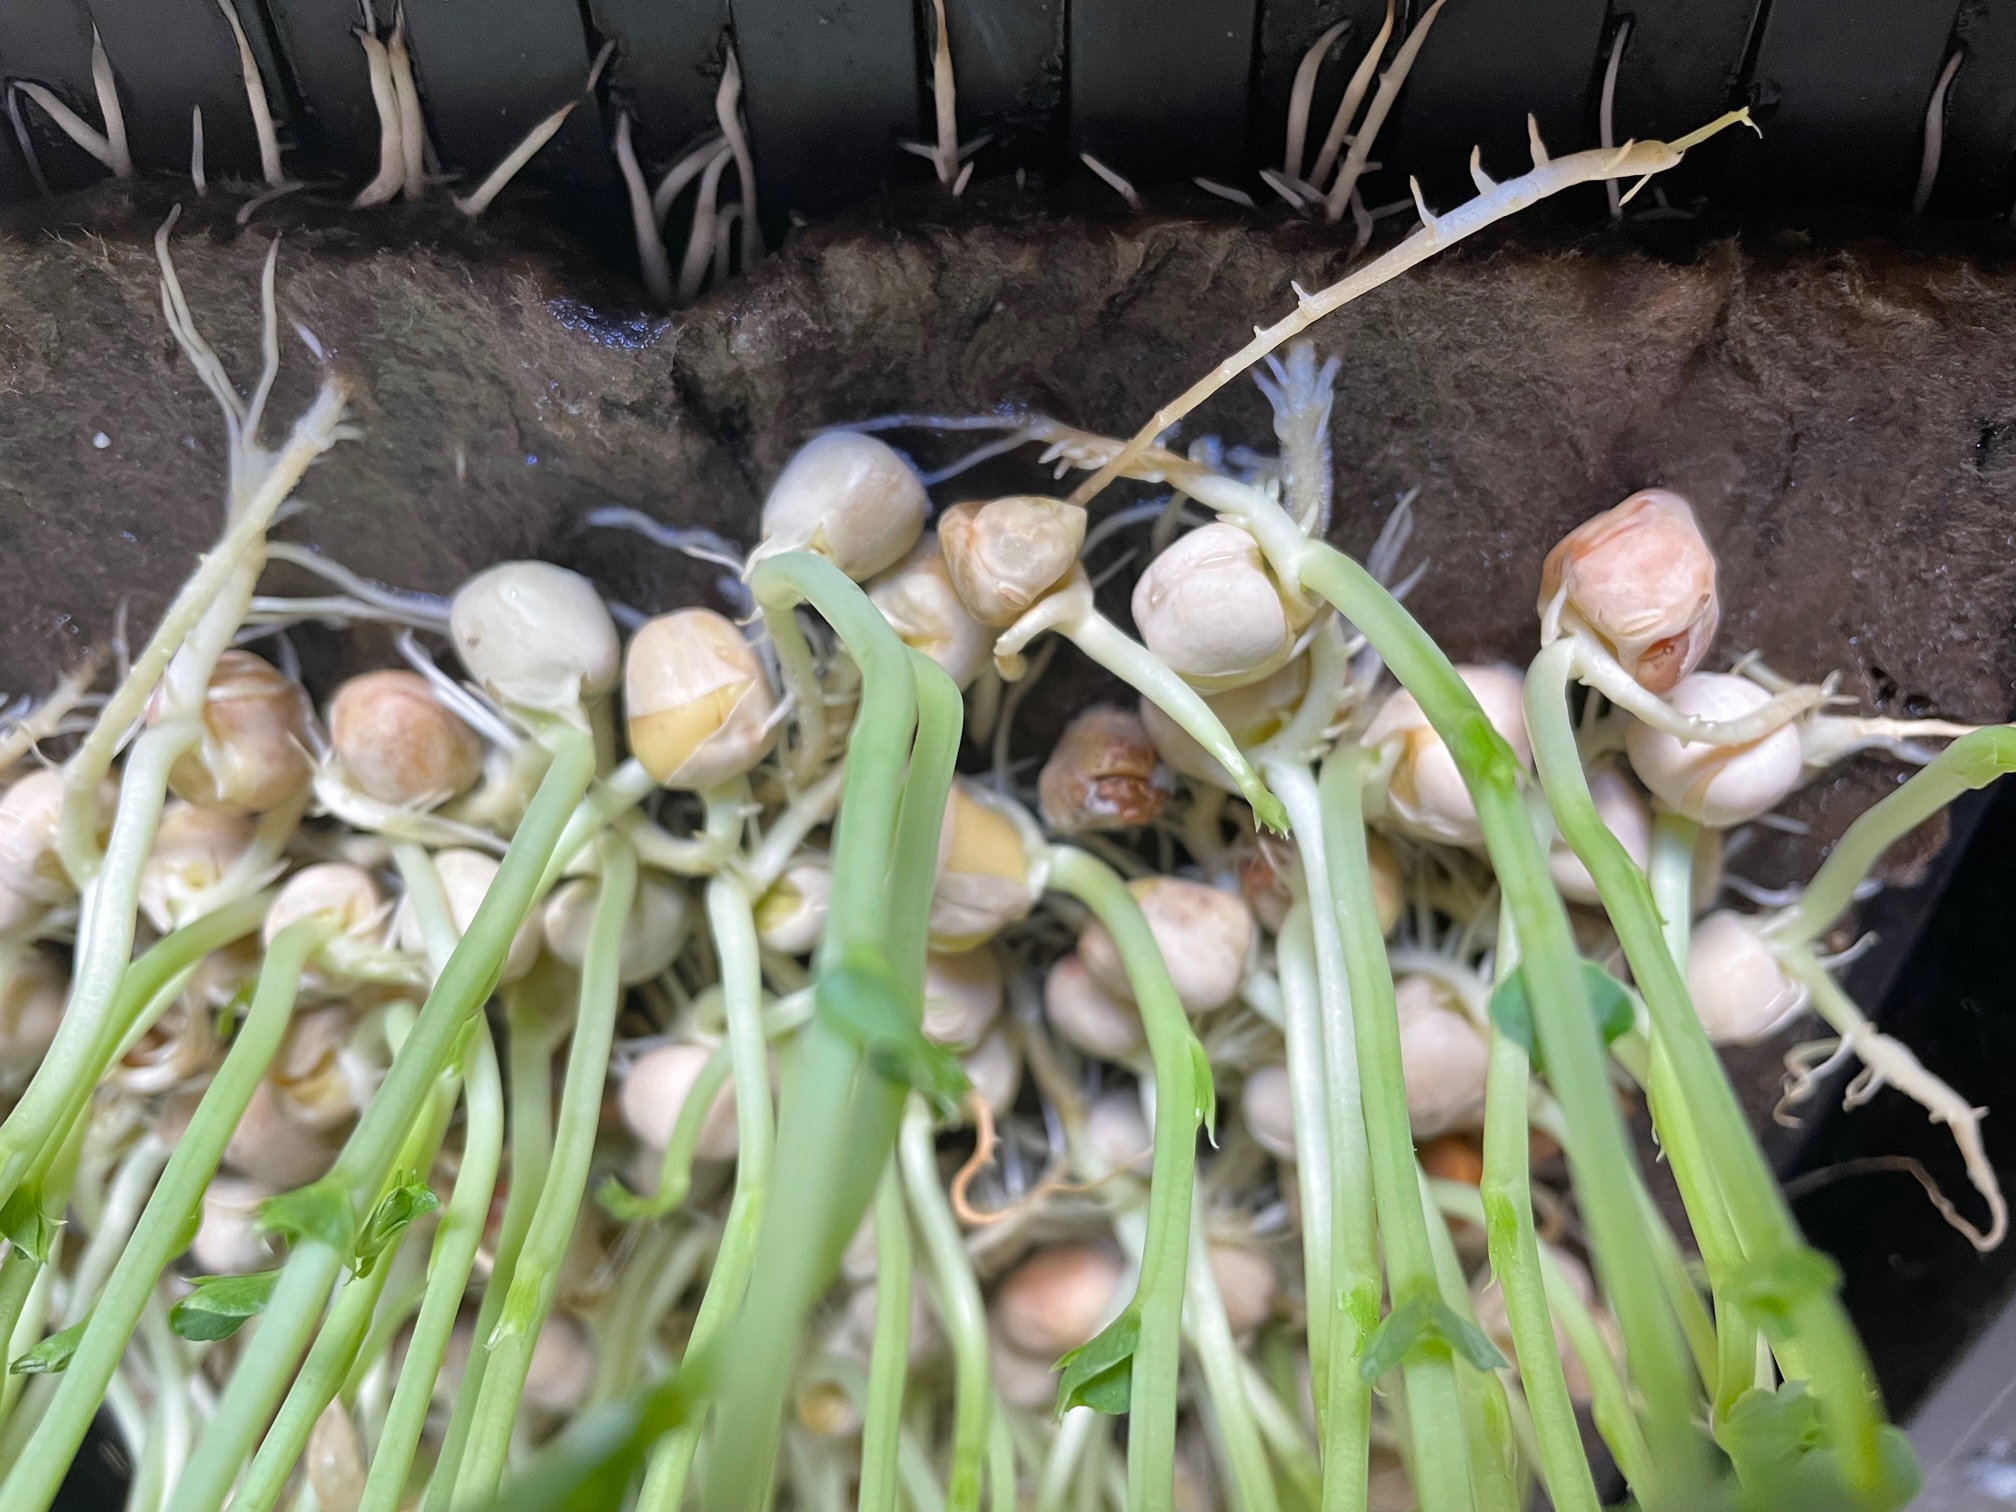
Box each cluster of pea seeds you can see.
[0,110,2009,1512]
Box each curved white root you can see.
[1799,715,1980,770]
[1775,943,2006,1252]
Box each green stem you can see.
[358,1018,503,1512]
[1417,1167,1520,1512]
[1526,639,1888,1501]
[1476,902,1598,1512]
[899,1096,992,1512]
[456,834,638,1504]
[634,839,781,1512]
[0,724,195,1207]
[1779,725,2016,946]
[1182,1208,1283,1512]
[1313,746,1472,1512]
[1299,553,1710,1507]
[423,972,564,1512]
[1043,845,1202,1512]
[710,562,949,1512]
[857,1160,912,1512]
[1646,813,1754,1422]
[607,1039,734,1219]
[2,919,327,1512]
[1275,762,1382,1512]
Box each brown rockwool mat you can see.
[3,182,2013,1169]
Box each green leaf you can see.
[11,1316,87,1374]
[1188,1037,1217,1140]
[0,1188,56,1267]
[488,1357,703,1512]
[1721,1383,1920,1512]
[1054,1306,1141,1418]
[256,1180,353,1255]
[1358,1295,1508,1383]
[1725,1247,1841,1337]
[170,1269,281,1341]
[355,1177,441,1276]
[1488,960,1635,1070]
[817,962,971,1116]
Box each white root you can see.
[1775,943,2006,1252]
[9,82,118,173]
[1283,20,1349,185]
[1912,50,1964,219]
[5,90,51,198]
[1068,109,1756,507]
[1567,637,1826,746]
[715,42,762,265]
[651,132,726,225]
[454,39,611,218]
[1323,0,1446,221]
[1193,177,1256,209]
[191,105,207,193]
[353,29,406,207]
[675,144,732,305]
[1309,0,1393,191]
[89,27,131,177]
[1079,152,1143,212]
[614,111,673,306]
[0,661,102,774]
[1799,714,1979,770]
[1599,19,1632,220]
[389,13,426,199]
[212,0,287,186]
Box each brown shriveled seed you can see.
[1037,705,1170,835]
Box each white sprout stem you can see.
[4,89,52,198]
[1599,19,1633,220]
[540,757,660,889]
[1068,111,1752,508]
[1181,1206,1284,1512]
[264,544,451,629]
[1062,608,1283,828]
[89,28,131,176]
[676,143,732,304]
[1033,1407,1102,1512]
[1773,944,2007,1252]
[1269,907,1336,1420]
[716,44,762,264]
[1912,50,1964,219]
[1567,634,1825,745]
[1079,151,1143,211]
[389,17,426,199]
[9,82,117,172]
[615,111,674,305]
[1309,0,1392,191]
[315,766,508,855]
[1285,20,1349,182]
[353,29,406,207]
[190,105,206,192]
[1322,0,1445,221]
[1799,714,1978,770]
[58,1135,170,1327]
[213,0,285,185]
[746,763,846,890]
[651,132,727,224]
[455,100,578,216]
[0,661,99,773]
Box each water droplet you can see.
[91,431,110,449]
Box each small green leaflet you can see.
[1358,1295,1507,1383]
[1725,1247,1841,1336]
[817,963,971,1115]
[0,1188,56,1267]
[1187,1037,1218,1140]
[355,1178,441,1276]
[1487,960,1636,1070]
[1053,1306,1140,1417]
[1720,1382,1921,1512]
[170,1269,281,1341]
[256,1181,353,1255]
[11,1317,86,1374]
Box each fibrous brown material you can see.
[2,186,2013,1147]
